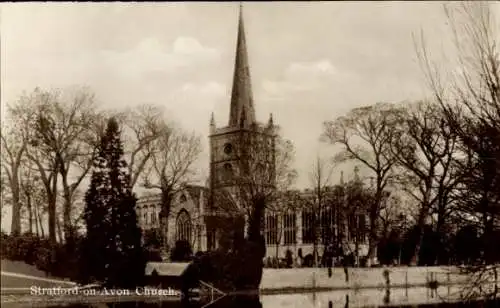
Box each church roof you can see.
[184,185,208,202]
[137,185,208,205]
[145,262,190,277]
[228,4,256,128]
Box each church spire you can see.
[209,112,216,134]
[228,3,256,128]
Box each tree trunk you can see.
[27,193,33,234]
[56,214,64,244]
[248,196,266,254]
[36,203,45,237]
[412,206,428,266]
[355,215,360,267]
[366,186,382,266]
[160,189,173,255]
[10,168,22,236]
[435,204,446,265]
[313,236,319,267]
[34,202,40,237]
[47,191,57,243]
[275,223,281,261]
[63,195,74,243]
[366,207,379,266]
[313,208,321,267]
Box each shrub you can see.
[143,229,163,249]
[1,233,86,281]
[303,254,314,267]
[170,240,193,262]
[188,239,264,292]
[285,250,293,268]
[145,248,163,262]
[18,233,41,265]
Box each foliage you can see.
[189,239,264,292]
[377,229,403,265]
[145,248,163,262]
[0,232,82,281]
[170,240,193,262]
[284,249,293,268]
[82,117,146,288]
[143,228,163,249]
[453,225,482,265]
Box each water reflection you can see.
[258,286,498,308]
[33,295,499,308]
[18,285,498,308]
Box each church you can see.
[136,7,369,264]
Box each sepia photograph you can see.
[0,2,499,308]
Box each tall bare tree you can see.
[322,102,400,265]
[19,161,40,234]
[307,156,334,266]
[25,137,59,243]
[121,104,165,190]
[390,101,461,265]
[415,2,500,266]
[22,179,47,237]
[1,92,35,235]
[142,124,202,252]
[1,125,28,236]
[26,87,99,243]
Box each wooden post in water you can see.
[405,270,408,298]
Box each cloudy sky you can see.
[2,2,499,197]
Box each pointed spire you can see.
[354,166,360,182]
[210,112,215,125]
[229,3,256,128]
[240,105,247,129]
[268,113,274,127]
[340,171,344,185]
[209,112,216,134]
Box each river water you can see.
[23,296,499,308]
[2,286,499,308]
[1,284,499,308]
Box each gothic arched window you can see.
[176,210,192,244]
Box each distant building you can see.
[136,6,369,263]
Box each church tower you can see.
[207,5,276,249]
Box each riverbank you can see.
[259,285,495,308]
[259,266,488,291]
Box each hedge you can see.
[183,239,264,292]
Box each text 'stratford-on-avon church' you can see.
[136,7,369,264]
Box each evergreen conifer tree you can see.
[82,117,145,288]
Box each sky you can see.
[1,2,499,232]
